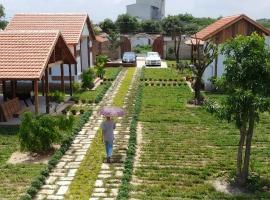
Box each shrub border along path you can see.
[89,67,140,200]
[32,68,127,200]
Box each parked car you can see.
[145,52,161,66]
[122,52,137,63]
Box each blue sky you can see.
[1,0,270,23]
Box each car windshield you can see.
[147,52,159,57]
[123,52,135,57]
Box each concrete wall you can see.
[131,36,152,48]
[163,36,191,60]
[127,4,152,20]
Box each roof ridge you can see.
[2,30,60,33]
[15,13,88,16]
[221,14,242,19]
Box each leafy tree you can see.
[0,4,8,29]
[107,31,121,52]
[93,25,102,35]
[191,37,218,104]
[95,55,108,79]
[257,18,270,29]
[162,15,184,65]
[99,18,117,34]
[206,33,270,186]
[141,20,162,34]
[115,14,140,34]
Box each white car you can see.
[145,52,161,66]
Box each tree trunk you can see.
[235,128,246,185]
[242,111,255,184]
[194,75,202,102]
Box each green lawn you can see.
[0,127,44,199]
[130,70,270,199]
[113,67,135,107]
[143,68,183,81]
[104,67,121,80]
[73,84,109,102]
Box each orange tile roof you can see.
[195,15,241,40]
[194,14,270,41]
[0,30,64,80]
[6,13,92,44]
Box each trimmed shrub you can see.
[72,82,81,93]
[19,113,74,153]
[82,68,95,89]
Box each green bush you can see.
[96,64,106,79]
[19,112,73,153]
[82,68,95,89]
[133,44,152,54]
[49,90,65,103]
[72,82,81,93]
[96,55,108,66]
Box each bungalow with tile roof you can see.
[188,14,270,90]
[5,13,96,83]
[0,30,76,117]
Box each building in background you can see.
[127,0,165,21]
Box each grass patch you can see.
[73,83,111,103]
[113,68,135,107]
[104,67,122,80]
[0,127,44,199]
[129,68,270,199]
[65,130,105,200]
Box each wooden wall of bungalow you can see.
[210,18,268,44]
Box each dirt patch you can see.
[210,180,244,195]
[7,147,59,164]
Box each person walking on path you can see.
[101,116,116,163]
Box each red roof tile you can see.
[194,14,270,41]
[195,15,241,40]
[6,13,93,44]
[0,30,71,80]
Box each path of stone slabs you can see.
[34,69,128,200]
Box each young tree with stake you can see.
[191,36,218,104]
[206,33,270,186]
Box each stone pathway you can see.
[35,69,128,200]
[90,68,140,200]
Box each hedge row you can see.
[140,78,185,82]
[117,70,143,200]
[145,82,188,87]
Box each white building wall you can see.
[49,23,93,83]
[81,37,89,71]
